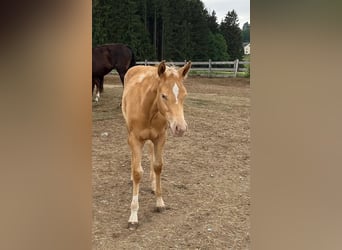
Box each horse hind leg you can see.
[92,81,95,96]
[95,88,100,102]
[99,76,104,93]
[118,69,126,86]
[93,79,100,102]
[95,76,105,102]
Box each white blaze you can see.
[172,83,179,104]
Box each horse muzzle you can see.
[169,120,188,137]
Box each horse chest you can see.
[139,126,166,141]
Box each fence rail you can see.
[136,59,250,77]
[110,60,250,77]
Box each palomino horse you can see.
[122,60,191,229]
[92,43,136,102]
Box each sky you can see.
[201,0,250,28]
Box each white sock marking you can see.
[95,92,100,102]
[156,197,165,208]
[132,195,138,203]
[129,195,139,223]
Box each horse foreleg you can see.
[127,135,144,229]
[147,140,156,193]
[152,135,166,212]
[119,71,125,86]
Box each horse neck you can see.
[148,81,165,122]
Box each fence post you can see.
[209,59,212,78]
[234,59,239,77]
[144,59,147,66]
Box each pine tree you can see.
[205,9,229,60]
[92,0,153,60]
[220,10,244,60]
[206,10,219,34]
[186,0,210,60]
[92,0,115,46]
[208,32,229,61]
[242,22,250,43]
[92,0,244,62]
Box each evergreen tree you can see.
[92,0,115,46]
[92,0,246,62]
[208,32,229,61]
[220,10,244,60]
[206,10,219,34]
[92,0,153,60]
[186,0,210,60]
[205,9,229,60]
[159,0,209,61]
[160,0,187,60]
[242,22,250,43]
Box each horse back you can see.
[104,44,133,69]
[124,66,157,92]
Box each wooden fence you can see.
[109,60,250,77]
[136,59,250,77]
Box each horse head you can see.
[156,61,191,137]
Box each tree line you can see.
[93,0,250,62]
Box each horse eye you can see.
[161,94,168,100]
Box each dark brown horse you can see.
[92,43,136,102]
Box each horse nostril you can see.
[174,123,186,135]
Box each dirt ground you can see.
[92,74,250,249]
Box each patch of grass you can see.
[186,98,216,108]
[190,70,236,77]
[243,54,250,61]
[189,69,249,78]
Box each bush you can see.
[245,64,250,78]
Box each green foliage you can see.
[242,22,250,43]
[245,63,250,78]
[208,32,229,61]
[206,10,219,34]
[219,10,244,61]
[92,0,248,62]
[92,0,115,46]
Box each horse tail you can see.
[127,46,136,68]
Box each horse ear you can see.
[158,60,166,77]
[180,61,192,78]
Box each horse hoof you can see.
[154,206,165,213]
[128,222,138,230]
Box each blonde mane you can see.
[164,64,179,77]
